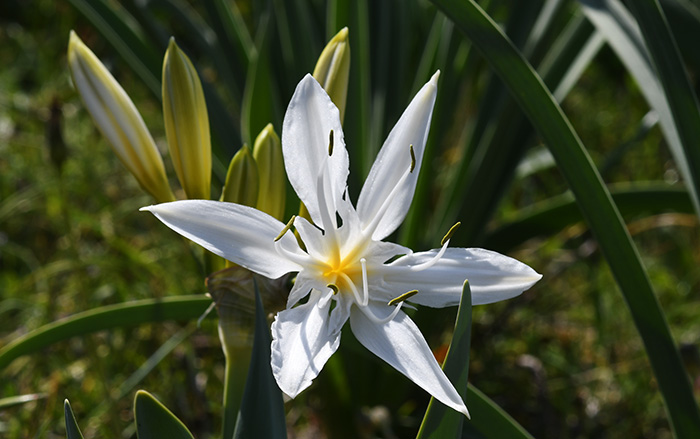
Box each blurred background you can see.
[1,0,700,438]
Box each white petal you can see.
[282,75,349,227]
[270,292,347,398]
[382,248,542,307]
[349,305,469,417]
[357,72,439,240]
[141,200,303,279]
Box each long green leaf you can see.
[463,384,535,439]
[64,400,85,439]
[625,0,700,221]
[417,281,473,438]
[0,296,210,370]
[485,184,694,252]
[232,284,286,439]
[578,0,700,218]
[67,0,161,98]
[431,0,700,436]
[134,390,194,439]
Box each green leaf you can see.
[241,8,279,147]
[463,384,535,439]
[417,281,473,438]
[64,400,85,439]
[134,390,194,439]
[67,0,161,98]
[578,0,700,219]
[430,0,700,436]
[625,0,700,221]
[484,183,694,252]
[0,296,210,370]
[232,282,286,439]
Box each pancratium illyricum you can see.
[142,72,542,416]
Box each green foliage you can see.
[3,0,700,438]
[133,390,194,439]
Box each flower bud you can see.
[67,31,174,203]
[221,144,259,207]
[252,124,286,220]
[313,27,350,122]
[162,38,212,200]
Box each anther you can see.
[274,215,296,242]
[327,283,339,295]
[388,289,418,306]
[328,130,334,156]
[409,144,416,173]
[441,222,461,246]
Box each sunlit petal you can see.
[282,75,349,226]
[381,248,542,307]
[141,200,303,279]
[356,72,439,240]
[349,305,469,417]
[271,292,345,398]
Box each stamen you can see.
[388,289,418,306]
[328,129,334,156]
[441,222,461,246]
[274,215,296,242]
[338,272,367,306]
[359,301,405,324]
[360,258,369,306]
[327,283,339,295]
[409,144,416,173]
[410,239,450,272]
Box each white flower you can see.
[142,72,541,417]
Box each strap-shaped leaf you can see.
[134,390,194,439]
[0,296,210,370]
[232,283,286,439]
[416,281,473,438]
[64,400,85,439]
[430,0,700,436]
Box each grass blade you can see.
[430,0,700,435]
[463,384,535,439]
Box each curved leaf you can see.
[430,0,700,435]
[134,390,194,439]
[0,296,210,370]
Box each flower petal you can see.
[381,248,542,307]
[282,74,349,227]
[349,305,469,417]
[141,200,303,279]
[357,72,439,240]
[271,292,347,398]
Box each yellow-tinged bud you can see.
[162,38,212,199]
[313,27,350,122]
[67,31,175,203]
[252,124,286,220]
[221,144,259,207]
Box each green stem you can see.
[221,341,252,439]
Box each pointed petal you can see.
[349,306,469,416]
[282,75,348,226]
[141,200,303,279]
[382,248,542,307]
[357,72,439,240]
[271,292,346,397]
